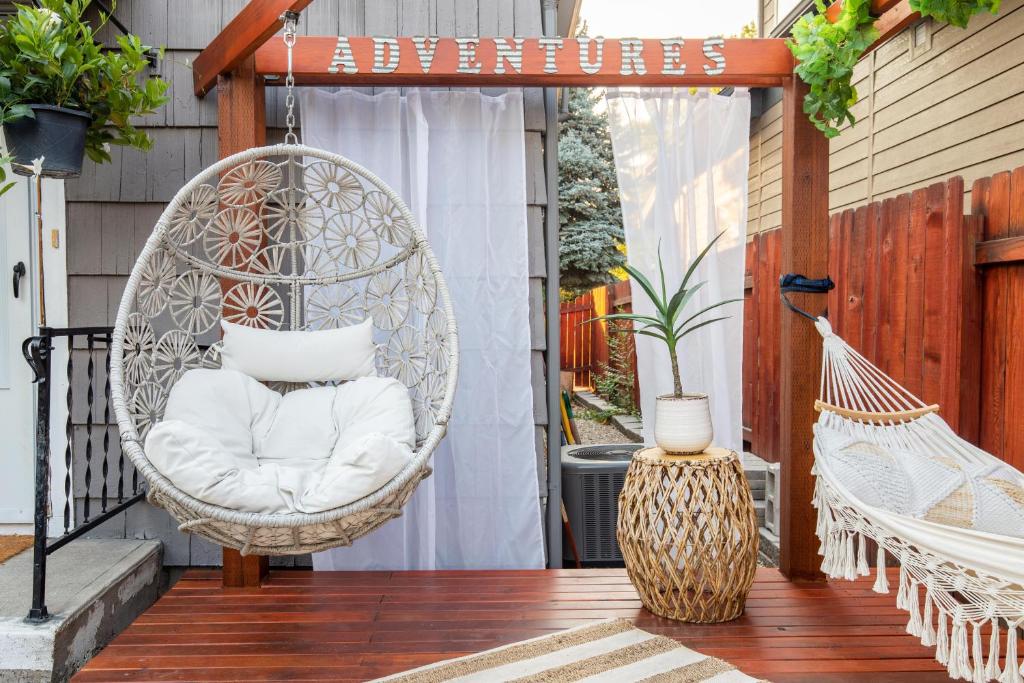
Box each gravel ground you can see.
[574,415,640,445]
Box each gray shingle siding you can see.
[66,0,550,567]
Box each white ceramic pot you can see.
[654,393,713,454]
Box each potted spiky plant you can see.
[590,233,740,454]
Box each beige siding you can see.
[763,0,777,36]
[747,100,783,234]
[747,0,1024,226]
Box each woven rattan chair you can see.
[110,144,458,555]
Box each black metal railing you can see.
[22,326,145,622]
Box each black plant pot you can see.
[3,104,92,179]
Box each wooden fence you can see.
[746,167,1023,470]
[559,291,598,389]
[562,166,1023,470]
[559,281,639,406]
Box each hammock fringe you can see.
[987,619,1001,681]
[811,317,1024,682]
[873,546,890,594]
[816,479,1024,682]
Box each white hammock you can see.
[811,317,1024,683]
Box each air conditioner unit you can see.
[561,444,641,565]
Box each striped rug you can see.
[371,619,765,682]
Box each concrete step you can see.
[0,538,162,682]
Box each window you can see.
[909,18,933,59]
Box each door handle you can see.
[12,261,25,298]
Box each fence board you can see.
[847,206,867,354]
[862,202,881,364]
[921,182,948,405]
[827,213,841,330]
[976,173,1009,457]
[559,282,639,409]
[903,188,928,398]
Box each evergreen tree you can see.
[558,87,626,295]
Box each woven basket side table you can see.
[617,447,758,623]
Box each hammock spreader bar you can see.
[779,273,835,321]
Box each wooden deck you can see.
[74,567,969,682]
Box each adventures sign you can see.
[254,36,794,87]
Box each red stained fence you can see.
[559,281,639,406]
[743,231,782,462]
[560,290,597,389]
[746,168,1023,470]
[562,167,1024,470]
[972,168,1024,469]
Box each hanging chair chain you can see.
[281,11,300,144]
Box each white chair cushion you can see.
[145,369,414,514]
[219,318,377,383]
[156,369,280,466]
[256,385,339,470]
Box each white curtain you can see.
[605,89,750,453]
[301,88,545,570]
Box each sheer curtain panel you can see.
[606,88,750,454]
[302,88,545,570]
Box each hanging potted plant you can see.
[589,233,740,454]
[0,0,168,178]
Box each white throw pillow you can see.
[219,318,377,382]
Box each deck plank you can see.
[75,567,1000,682]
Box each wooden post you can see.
[218,55,270,588]
[779,75,828,581]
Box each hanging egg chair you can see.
[109,143,459,554]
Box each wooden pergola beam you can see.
[192,0,314,97]
[253,36,795,87]
[867,1,921,52]
[824,0,904,22]
[218,55,270,588]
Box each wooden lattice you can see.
[617,447,759,623]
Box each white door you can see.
[0,170,37,532]
[0,150,69,536]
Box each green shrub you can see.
[593,321,637,415]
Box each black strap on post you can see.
[779,273,834,321]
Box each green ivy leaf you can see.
[791,0,999,137]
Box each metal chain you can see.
[281,11,299,144]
